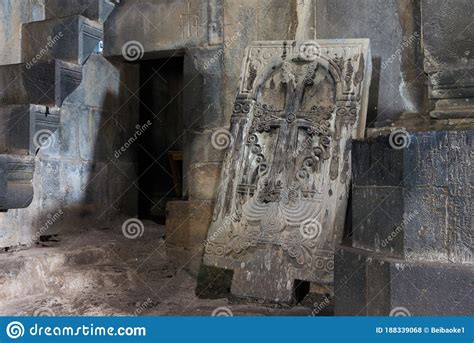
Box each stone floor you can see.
[0,221,330,316]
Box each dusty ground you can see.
[0,221,330,316]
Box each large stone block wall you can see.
[0,53,140,248]
[314,0,427,126]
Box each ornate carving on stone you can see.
[204,40,371,301]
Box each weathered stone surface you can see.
[44,0,116,23]
[351,130,473,264]
[0,154,35,211]
[315,0,427,125]
[203,39,372,302]
[421,0,474,119]
[0,60,82,107]
[166,200,213,249]
[335,246,474,316]
[0,0,44,65]
[103,0,216,57]
[165,200,214,275]
[22,15,102,65]
[188,163,221,200]
[0,105,60,155]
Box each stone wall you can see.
[0,0,140,248]
[101,0,450,275]
[0,0,44,64]
[315,0,427,126]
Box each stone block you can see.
[0,104,60,155]
[184,130,226,164]
[183,47,225,130]
[351,130,473,263]
[421,0,474,119]
[63,54,139,111]
[165,200,214,276]
[315,0,426,123]
[103,0,211,57]
[335,246,474,316]
[188,163,221,200]
[22,15,102,65]
[44,0,116,23]
[351,186,404,257]
[165,200,213,250]
[0,154,35,211]
[0,60,82,107]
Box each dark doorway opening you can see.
[138,57,184,223]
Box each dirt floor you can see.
[0,221,332,316]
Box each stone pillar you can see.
[421,0,474,119]
[335,130,473,315]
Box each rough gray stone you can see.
[0,60,82,107]
[44,0,116,23]
[0,105,60,155]
[22,15,102,65]
[0,154,35,211]
[335,246,474,316]
[421,0,474,119]
[351,130,473,264]
[315,0,427,125]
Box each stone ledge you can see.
[335,245,474,316]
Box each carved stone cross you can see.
[204,40,372,302]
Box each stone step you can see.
[0,60,82,107]
[0,154,34,210]
[335,245,474,316]
[22,15,102,65]
[0,104,60,155]
[44,0,117,23]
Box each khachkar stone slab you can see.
[0,60,82,107]
[203,40,372,302]
[0,105,60,155]
[0,155,35,211]
[22,15,102,65]
[335,130,473,315]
